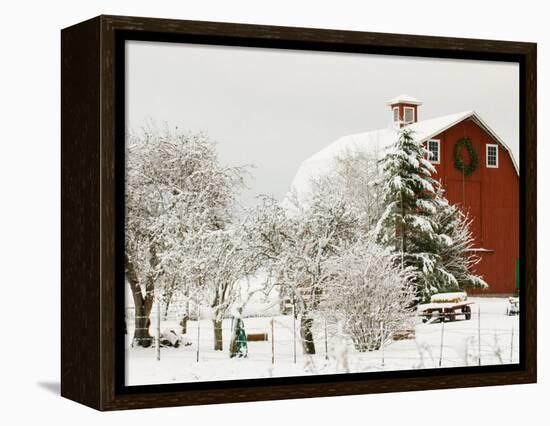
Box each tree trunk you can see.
[134,307,153,347]
[300,315,316,354]
[126,256,154,347]
[213,319,223,351]
[179,290,191,334]
[132,288,154,347]
[180,315,188,335]
[163,276,177,320]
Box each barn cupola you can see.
[387,94,423,128]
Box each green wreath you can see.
[453,137,478,176]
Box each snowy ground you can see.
[125,297,519,386]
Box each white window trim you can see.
[486,143,499,168]
[392,107,400,123]
[427,139,441,164]
[403,106,415,123]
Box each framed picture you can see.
[61,15,537,410]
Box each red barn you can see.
[291,95,519,294]
[388,95,519,295]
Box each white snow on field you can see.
[125,297,519,386]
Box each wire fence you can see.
[125,303,520,369]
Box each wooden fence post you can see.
[438,320,445,367]
[324,319,329,361]
[293,303,297,364]
[196,307,201,363]
[381,322,385,367]
[510,327,515,363]
[271,318,275,364]
[156,299,161,361]
[477,304,481,366]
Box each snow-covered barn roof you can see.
[289,111,518,199]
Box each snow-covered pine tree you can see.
[376,128,487,301]
[375,127,446,302]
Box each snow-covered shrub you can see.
[321,240,416,352]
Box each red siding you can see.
[430,119,519,294]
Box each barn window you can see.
[486,144,499,168]
[393,107,399,122]
[427,139,440,163]
[403,106,415,123]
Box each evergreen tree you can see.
[375,128,487,301]
[375,128,447,301]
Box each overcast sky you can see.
[126,40,519,208]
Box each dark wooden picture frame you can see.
[61,15,537,411]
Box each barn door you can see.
[445,180,482,245]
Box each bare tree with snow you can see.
[245,188,358,354]
[328,150,384,231]
[125,128,246,346]
[185,225,258,351]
